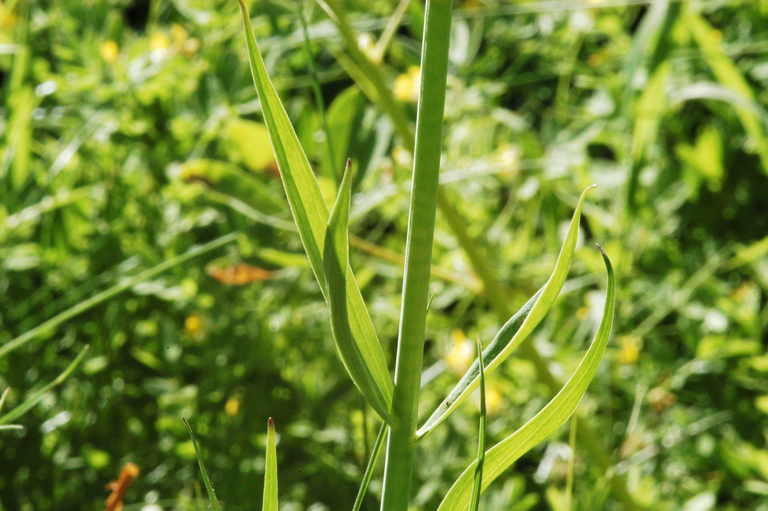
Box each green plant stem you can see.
[380,2,453,510]
[318,3,642,507]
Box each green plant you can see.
[186,2,619,510]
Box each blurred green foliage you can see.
[2,0,768,510]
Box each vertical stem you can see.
[380,2,453,510]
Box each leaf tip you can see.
[268,416,275,430]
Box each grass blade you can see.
[0,345,89,425]
[417,187,594,439]
[183,418,223,511]
[0,233,238,360]
[263,417,279,511]
[437,248,616,511]
[352,422,387,511]
[324,162,392,419]
[686,7,768,172]
[468,338,487,511]
[237,0,394,420]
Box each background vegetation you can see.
[2,0,768,509]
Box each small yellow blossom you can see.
[0,5,17,31]
[445,330,474,375]
[484,384,504,416]
[184,314,203,336]
[394,66,421,103]
[150,32,170,51]
[225,396,241,416]
[617,335,641,365]
[100,40,119,63]
[171,24,188,46]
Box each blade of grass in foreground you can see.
[0,345,89,425]
[417,187,594,439]
[263,418,278,511]
[0,233,238,360]
[352,422,387,511]
[468,338,487,511]
[436,248,615,511]
[237,0,393,421]
[183,418,223,511]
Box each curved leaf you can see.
[417,186,594,438]
[237,1,393,420]
[324,162,392,419]
[436,248,616,511]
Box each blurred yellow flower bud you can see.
[225,396,241,416]
[100,40,119,63]
[184,314,204,336]
[445,330,474,375]
[394,66,421,103]
[617,335,641,365]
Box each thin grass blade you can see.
[468,338,487,511]
[417,187,594,438]
[263,417,278,511]
[237,1,393,420]
[352,422,387,511]
[436,248,615,511]
[0,233,238,360]
[183,418,223,511]
[0,345,89,425]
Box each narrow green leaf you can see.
[324,162,391,418]
[686,7,768,172]
[468,338,486,511]
[352,422,387,511]
[263,417,279,511]
[237,1,393,420]
[437,248,616,511]
[565,417,578,511]
[417,187,594,438]
[183,418,223,511]
[0,345,89,425]
[0,233,238,360]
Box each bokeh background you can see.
[2,0,768,510]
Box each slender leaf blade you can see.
[263,417,279,511]
[417,187,594,438]
[237,1,393,419]
[324,163,392,418]
[437,248,616,511]
[352,422,387,511]
[183,418,223,511]
[0,345,89,425]
[468,338,487,511]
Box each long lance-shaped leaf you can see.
[237,1,393,419]
[436,248,615,511]
[263,418,279,511]
[183,418,223,511]
[417,187,594,438]
[352,422,387,511]
[324,162,392,419]
[0,345,89,425]
[468,338,487,511]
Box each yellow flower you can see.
[445,330,474,375]
[150,32,170,51]
[225,396,241,416]
[184,314,203,336]
[100,40,119,63]
[394,66,421,103]
[484,383,504,416]
[617,335,641,365]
